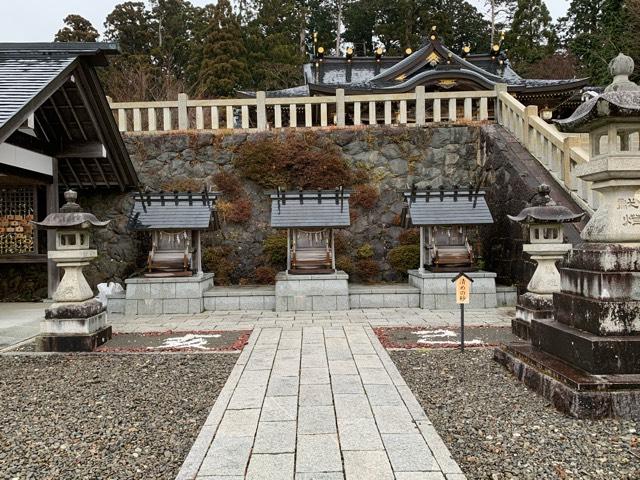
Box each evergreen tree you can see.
[507,0,557,76]
[196,0,249,97]
[54,15,100,42]
[104,2,154,54]
[563,0,632,85]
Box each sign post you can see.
[452,273,473,352]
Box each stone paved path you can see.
[111,307,512,333]
[177,325,466,480]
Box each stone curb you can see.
[175,327,262,480]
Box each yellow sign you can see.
[455,276,471,304]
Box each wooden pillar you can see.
[419,226,425,273]
[286,228,291,272]
[47,158,60,299]
[331,229,336,271]
[193,230,202,275]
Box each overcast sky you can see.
[0,0,570,43]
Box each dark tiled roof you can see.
[403,190,493,226]
[128,192,220,231]
[270,190,351,228]
[555,91,640,132]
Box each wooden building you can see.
[270,188,350,274]
[240,33,589,119]
[0,43,139,296]
[402,187,493,272]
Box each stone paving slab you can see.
[177,323,467,480]
[111,307,513,334]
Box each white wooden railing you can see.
[496,89,596,214]
[109,85,598,214]
[108,87,497,133]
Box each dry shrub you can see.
[351,184,379,210]
[255,266,277,284]
[202,245,235,285]
[388,244,420,275]
[335,255,354,275]
[216,198,252,224]
[234,131,354,189]
[263,233,288,268]
[355,258,380,283]
[399,229,420,245]
[333,231,350,256]
[212,171,244,200]
[356,243,374,259]
[160,177,204,192]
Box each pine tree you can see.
[54,15,100,42]
[196,0,249,97]
[507,0,557,76]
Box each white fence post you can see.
[336,89,345,127]
[494,84,508,125]
[415,86,425,126]
[523,105,538,148]
[178,93,189,130]
[256,91,267,131]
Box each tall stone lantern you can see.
[495,54,640,420]
[508,184,584,339]
[32,190,112,351]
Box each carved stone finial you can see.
[605,53,639,93]
[60,189,82,213]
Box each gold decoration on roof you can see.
[426,51,441,67]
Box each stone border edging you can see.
[175,327,262,480]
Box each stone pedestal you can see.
[48,249,97,302]
[275,271,349,311]
[408,270,497,309]
[496,243,640,419]
[513,242,571,339]
[117,273,215,315]
[37,299,112,352]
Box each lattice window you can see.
[0,186,37,255]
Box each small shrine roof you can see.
[128,192,220,231]
[270,189,350,228]
[402,189,493,226]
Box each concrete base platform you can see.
[494,343,640,420]
[109,273,215,315]
[36,325,112,352]
[275,271,349,311]
[204,285,276,311]
[408,269,497,309]
[513,292,553,340]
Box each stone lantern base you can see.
[513,292,553,340]
[496,243,640,420]
[36,299,112,352]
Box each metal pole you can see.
[460,303,465,353]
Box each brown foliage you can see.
[399,229,420,245]
[217,198,252,223]
[160,177,204,192]
[234,132,354,189]
[351,184,379,210]
[202,246,235,285]
[355,258,380,284]
[212,171,244,200]
[525,53,578,80]
[255,266,277,284]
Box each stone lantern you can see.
[495,54,640,420]
[508,184,584,339]
[32,190,112,351]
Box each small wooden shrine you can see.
[270,187,350,274]
[128,191,219,277]
[402,186,493,272]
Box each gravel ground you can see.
[391,348,640,480]
[0,353,238,479]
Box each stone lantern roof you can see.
[508,185,585,224]
[32,190,110,229]
[555,53,640,132]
